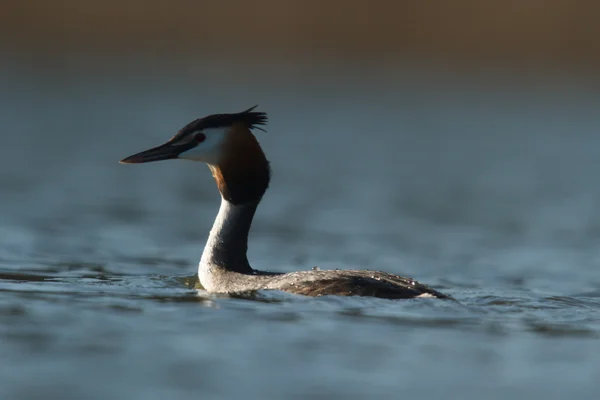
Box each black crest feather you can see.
[176,105,268,138]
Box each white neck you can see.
[199,197,258,278]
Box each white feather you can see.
[178,127,229,165]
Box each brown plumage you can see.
[209,122,271,205]
[275,271,448,299]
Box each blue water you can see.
[1,61,600,399]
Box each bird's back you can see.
[261,269,451,299]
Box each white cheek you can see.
[180,149,221,165]
[179,127,227,165]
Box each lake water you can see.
[1,60,600,399]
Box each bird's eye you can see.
[194,133,206,143]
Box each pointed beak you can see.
[119,140,195,164]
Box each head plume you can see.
[174,105,267,140]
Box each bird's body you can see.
[121,106,450,300]
[201,268,446,299]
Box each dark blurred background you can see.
[3,0,600,73]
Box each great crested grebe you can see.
[120,106,450,299]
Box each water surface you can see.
[1,63,600,399]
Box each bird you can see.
[120,106,450,299]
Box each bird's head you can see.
[120,106,270,204]
[120,105,267,166]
